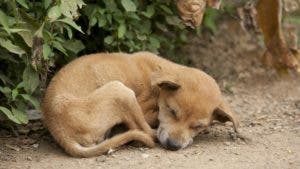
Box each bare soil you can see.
[1,20,300,169]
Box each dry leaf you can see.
[283,0,299,12]
[176,0,207,28]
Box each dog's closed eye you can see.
[190,123,205,130]
[166,104,178,119]
[170,109,177,118]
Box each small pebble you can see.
[142,153,149,159]
[32,144,39,148]
[27,156,32,161]
[224,142,231,146]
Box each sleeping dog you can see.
[42,52,239,157]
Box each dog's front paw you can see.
[145,136,156,148]
[150,129,158,140]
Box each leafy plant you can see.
[80,0,190,54]
[0,0,198,124]
[0,0,228,124]
[0,0,86,124]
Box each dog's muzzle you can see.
[165,138,181,151]
[158,127,192,151]
[158,126,194,150]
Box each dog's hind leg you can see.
[104,81,156,139]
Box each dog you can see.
[42,51,239,157]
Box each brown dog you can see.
[42,52,239,157]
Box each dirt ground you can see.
[1,20,300,169]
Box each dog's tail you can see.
[57,129,155,158]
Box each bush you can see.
[0,0,199,124]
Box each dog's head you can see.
[151,67,239,150]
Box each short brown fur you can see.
[42,52,238,157]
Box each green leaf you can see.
[97,16,107,27]
[203,8,219,33]
[60,0,86,19]
[149,36,160,49]
[159,5,173,14]
[35,22,45,38]
[12,108,28,124]
[0,86,11,98]
[16,0,29,9]
[0,38,26,55]
[117,24,126,38]
[114,12,125,24]
[0,106,21,124]
[56,18,84,34]
[43,0,52,9]
[52,41,68,56]
[9,28,30,33]
[12,89,19,101]
[106,14,112,24]
[142,5,155,18]
[22,66,39,94]
[89,17,97,27]
[104,36,113,45]
[0,10,11,34]
[48,5,62,22]
[64,25,73,39]
[17,30,33,47]
[98,8,106,15]
[63,39,85,54]
[103,0,118,11]
[42,44,52,59]
[127,13,140,20]
[155,22,167,32]
[166,16,182,26]
[137,34,147,41]
[121,0,137,12]
[20,94,40,110]
[16,82,25,89]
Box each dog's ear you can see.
[151,71,180,91]
[206,0,221,9]
[156,80,180,90]
[211,98,239,132]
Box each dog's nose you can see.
[166,138,181,151]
